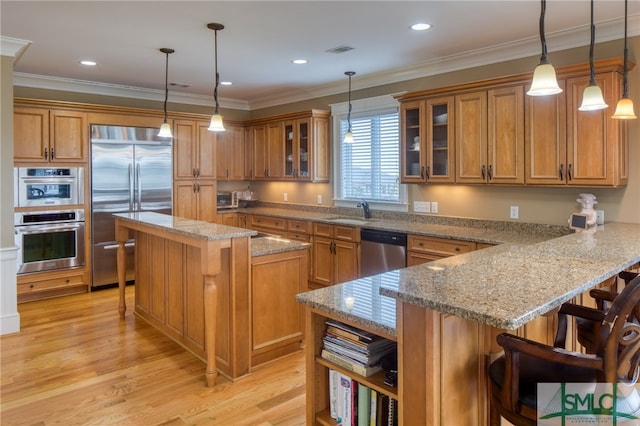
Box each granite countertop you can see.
[114,212,309,257]
[297,222,640,333]
[223,206,567,245]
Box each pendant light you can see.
[207,23,226,132]
[612,0,637,119]
[579,0,608,111]
[157,48,174,138]
[527,0,562,96]
[343,71,355,143]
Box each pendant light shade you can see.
[612,0,637,119]
[344,71,355,144]
[158,48,174,138]
[527,0,562,96]
[579,0,608,111]
[207,23,226,132]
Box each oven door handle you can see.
[20,178,77,185]
[15,223,83,235]
[103,241,135,250]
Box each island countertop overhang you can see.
[297,222,640,332]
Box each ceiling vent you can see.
[325,45,355,54]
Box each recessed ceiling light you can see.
[220,81,232,86]
[79,60,97,66]
[292,59,308,65]
[410,23,431,31]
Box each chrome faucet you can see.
[357,200,371,219]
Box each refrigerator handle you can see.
[136,163,142,212]
[128,163,134,211]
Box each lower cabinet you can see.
[247,214,287,236]
[311,223,359,287]
[407,234,477,266]
[173,180,217,222]
[17,269,88,303]
[251,248,309,366]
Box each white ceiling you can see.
[1,1,638,110]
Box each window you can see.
[332,95,406,211]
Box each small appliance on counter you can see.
[216,191,239,209]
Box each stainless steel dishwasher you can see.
[360,228,407,278]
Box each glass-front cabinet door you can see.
[426,96,455,183]
[401,100,425,182]
[284,121,295,178]
[284,119,311,181]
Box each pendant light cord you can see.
[538,0,549,64]
[347,73,353,132]
[622,0,629,97]
[588,0,596,86]
[214,29,220,115]
[163,52,169,120]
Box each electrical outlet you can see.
[283,192,288,202]
[317,195,322,204]
[510,205,519,219]
[431,201,438,214]
[414,201,430,213]
[596,209,604,225]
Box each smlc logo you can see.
[538,383,640,425]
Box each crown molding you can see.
[10,15,638,112]
[12,72,251,111]
[0,36,31,61]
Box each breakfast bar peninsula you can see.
[115,212,310,386]
[297,222,640,425]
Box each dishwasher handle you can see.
[360,228,407,246]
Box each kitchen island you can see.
[296,222,640,425]
[114,212,309,386]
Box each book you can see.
[369,389,377,426]
[325,319,378,343]
[337,373,353,426]
[377,393,389,426]
[321,349,383,377]
[357,382,371,426]
[324,331,396,355]
[322,340,393,366]
[387,397,397,426]
[329,369,339,420]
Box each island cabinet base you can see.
[133,232,251,382]
[251,249,308,367]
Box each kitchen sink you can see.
[324,217,377,226]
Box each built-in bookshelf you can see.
[306,310,398,426]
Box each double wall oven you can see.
[14,209,85,274]
[14,167,86,275]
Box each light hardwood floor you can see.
[1,286,306,425]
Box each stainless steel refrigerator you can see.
[90,125,172,288]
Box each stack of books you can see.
[329,369,398,426]
[321,319,396,378]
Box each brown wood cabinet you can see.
[401,97,455,183]
[173,180,217,222]
[247,214,287,236]
[399,58,629,188]
[247,110,329,182]
[526,69,627,187]
[17,269,87,303]
[455,86,524,184]
[14,107,88,164]
[173,119,216,180]
[311,223,359,287]
[251,248,308,366]
[216,125,245,181]
[407,234,477,266]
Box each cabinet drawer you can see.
[287,219,312,234]
[250,215,287,232]
[313,222,334,238]
[287,232,311,242]
[18,273,84,294]
[334,225,358,242]
[408,235,476,257]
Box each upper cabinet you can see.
[216,124,245,181]
[399,58,629,188]
[247,109,329,182]
[173,119,216,180]
[14,107,88,164]
[401,97,455,183]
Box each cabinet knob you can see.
[455,247,460,252]
[30,284,35,289]
[44,148,48,160]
